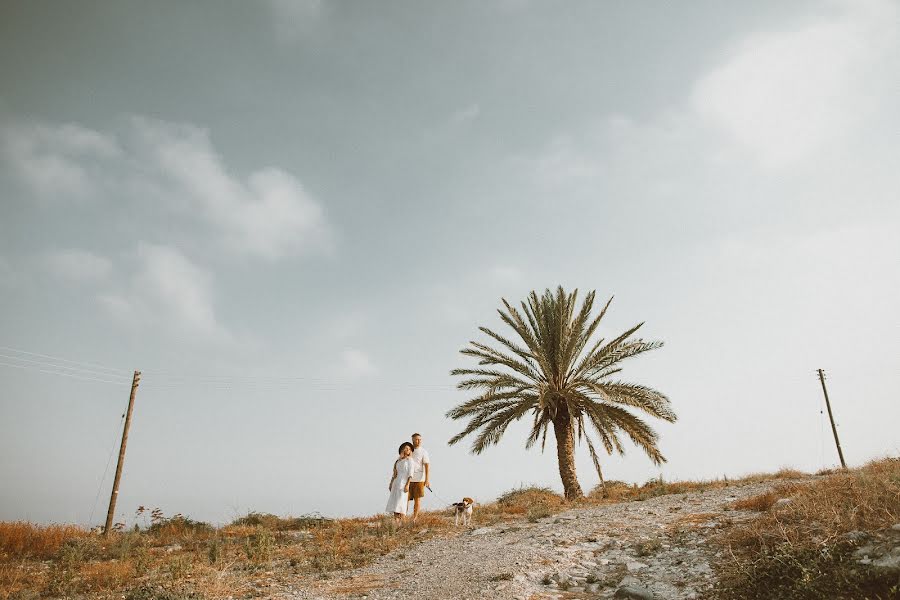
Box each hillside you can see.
[291,478,800,599]
[2,460,897,600]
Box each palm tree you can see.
[447,287,676,500]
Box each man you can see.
[406,432,430,521]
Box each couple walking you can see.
[386,432,430,522]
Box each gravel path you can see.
[284,479,798,600]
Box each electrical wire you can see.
[0,345,127,375]
[0,352,131,380]
[0,360,130,385]
[88,411,126,526]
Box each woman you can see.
[386,441,414,521]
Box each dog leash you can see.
[426,485,454,506]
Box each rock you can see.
[614,584,655,599]
[872,548,900,571]
[773,498,792,508]
[626,560,648,572]
[892,523,900,532]
[469,527,493,536]
[844,530,869,543]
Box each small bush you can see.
[732,491,777,512]
[148,515,213,543]
[635,538,663,556]
[243,528,274,565]
[496,486,565,513]
[207,536,221,564]
[231,511,330,531]
[771,467,806,479]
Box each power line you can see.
[0,352,132,380]
[88,411,127,526]
[0,360,129,385]
[0,343,461,390]
[0,345,127,375]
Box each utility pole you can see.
[104,370,141,535]
[817,368,847,470]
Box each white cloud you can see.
[99,243,226,340]
[129,117,331,260]
[691,0,898,168]
[44,249,112,283]
[450,104,481,125]
[1,121,120,199]
[268,0,324,43]
[340,348,378,378]
[4,116,332,261]
[489,265,523,284]
[328,312,368,341]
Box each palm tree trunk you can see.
[552,407,584,500]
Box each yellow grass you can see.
[0,522,87,560]
[0,463,861,599]
[714,458,900,600]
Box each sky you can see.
[1,0,898,526]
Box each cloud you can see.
[0,256,14,287]
[691,0,898,168]
[1,121,120,198]
[450,104,481,126]
[130,116,332,260]
[44,249,112,283]
[489,265,523,284]
[267,0,324,43]
[340,348,378,378]
[99,243,226,340]
[328,312,368,341]
[4,116,332,261]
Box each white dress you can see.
[386,457,413,514]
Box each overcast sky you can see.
[1,0,898,526]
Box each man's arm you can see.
[424,462,430,487]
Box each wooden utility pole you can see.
[104,370,141,535]
[817,368,847,470]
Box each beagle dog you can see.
[452,497,474,526]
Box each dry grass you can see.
[0,465,832,600]
[714,458,900,600]
[587,468,810,506]
[481,486,567,522]
[0,522,87,560]
[731,491,777,512]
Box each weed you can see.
[207,536,221,564]
[731,491,777,512]
[0,522,87,560]
[243,528,274,565]
[635,538,663,557]
[165,554,193,581]
[231,511,330,531]
[489,572,513,581]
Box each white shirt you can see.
[409,447,430,482]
